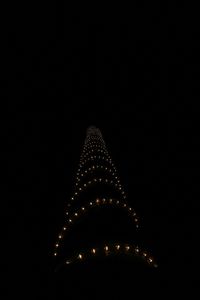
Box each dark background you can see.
[2,2,199,297]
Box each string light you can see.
[54,129,147,264]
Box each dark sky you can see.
[3,3,199,297]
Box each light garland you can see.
[71,178,127,201]
[53,197,139,256]
[53,127,156,270]
[60,243,157,268]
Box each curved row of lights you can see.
[80,148,109,161]
[85,137,105,145]
[75,167,121,189]
[82,147,108,158]
[75,174,121,193]
[76,164,118,178]
[70,178,127,203]
[62,243,157,268]
[78,160,117,174]
[79,155,115,169]
[83,142,107,152]
[80,153,111,165]
[53,197,139,256]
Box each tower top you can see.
[86,126,102,137]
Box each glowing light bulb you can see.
[116,245,120,250]
[135,247,139,253]
[55,244,59,247]
[54,253,57,256]
[129,208,132,211]
[105,246,108,251]
[154,263,158,268]
[69,219,72,223]
[81,207,85,211]
[96,199,100,204]
[149,258,153,263]
[123,203,127,207]
[92,249,96,254]
[90,202,93,205]
[109,199,112,203]
[143,252,147,257]
[75,213,78,216]
[66,261,70,264]
[78,254,82,259]
[126,246,130,251]
[63,227,66,231]
[58,235,62,239]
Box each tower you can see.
[53,126,157,271]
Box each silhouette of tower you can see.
[53,126,157,271]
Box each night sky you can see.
[3,3,198,297]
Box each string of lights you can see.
[53,126,157,270]
[53,197,140,257]
[58,243,158,269]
